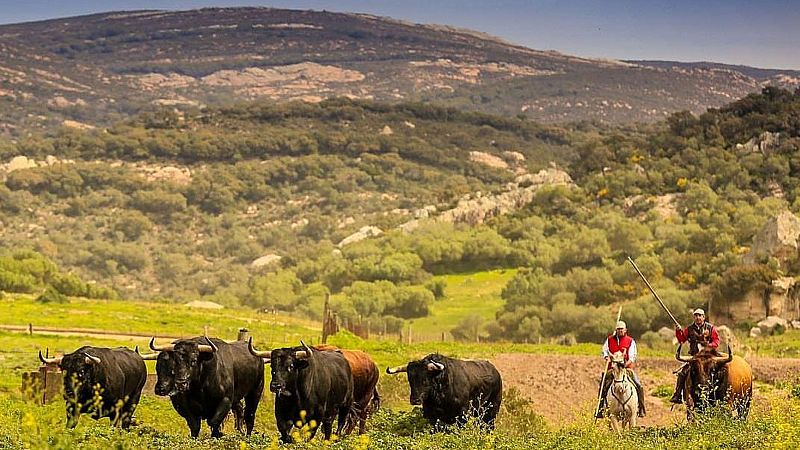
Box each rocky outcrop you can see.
[657,326,676,343]
[184,300,224,309]
[743,211,800,266]
[435,168,573,226]
[736,131,783,155]
[757,315,789,335]
[251,254,282,268]
[469,151,508,170]
[0,155,76,178]
[715,325,739,349]
[337,225,383,247]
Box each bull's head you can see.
[387,354,445,406]
[268,341,312,397]
[151,336,217,397]
[677,343,733,410]
[40,347,102,428]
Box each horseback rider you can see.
[671,308,720,404]
[596,321,646,418]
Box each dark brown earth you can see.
[491,354,800,426]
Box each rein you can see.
[609,368,635,409]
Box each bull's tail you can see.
[370,387,381,413]
[343,388,381,436]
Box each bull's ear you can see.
[294,359,310,370]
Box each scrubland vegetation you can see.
[2,88,800,344]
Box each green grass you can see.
[745,329,800,358]
[0,384,798,449]
[410,270,517,341]
[1,293,318,339]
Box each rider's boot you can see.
[671,366,687,404]
[634,381,646,417]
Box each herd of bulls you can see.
[37,336,503,442]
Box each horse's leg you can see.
[611,417,621,434]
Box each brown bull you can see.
[676,343,753,420]
[314,344,380,434]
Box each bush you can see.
[451,314,483,342]
[425,278,447,300]
[36,285,68,303]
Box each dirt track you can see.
[491,354,800,426]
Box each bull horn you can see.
[248,337,271,359]
[294,340,312,359]
[675,344,692,363]
[38,349,62,365]
[198,336,218,353]
[427,361,445,371]
[134,346,159,360]
[713,344,734,364]
[386,364,408,374]
[84,354,102,364]
[149,337,174,352]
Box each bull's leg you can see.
[276,416,294,444]
[243,378,263,436]
[321,419,333,440]
[336,405,350,437]
[184,415,202,438]
[357,410,367,435]
[207,396,233,438]
[231,401,245,434]
[65,402,80,429]
[119,398,139,430]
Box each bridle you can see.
[610,360,635,408]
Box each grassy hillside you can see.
[410,270,516,341]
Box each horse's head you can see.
[610,351,627,380]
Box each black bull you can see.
[38,346,146,429]
[148,336,264,438]
[387,354,502,428]
[676,344,753,420]
[250,341,353,444]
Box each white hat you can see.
[615,320,627,329]
[693,308,705,316]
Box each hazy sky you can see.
[0,0,798,70]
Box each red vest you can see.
[607,334,633,361]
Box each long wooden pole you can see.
[627,256,681,327]
[594,305,623,422]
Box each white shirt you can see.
[601,335,638,363]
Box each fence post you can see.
[237,328,250,342]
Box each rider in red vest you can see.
[595,321,646,418]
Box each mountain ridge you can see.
[0,7,796,136]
